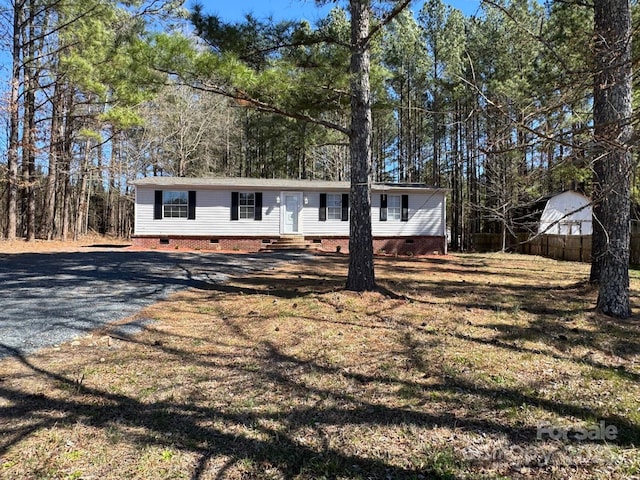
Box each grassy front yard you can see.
[1,252,639,479]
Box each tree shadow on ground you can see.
[2,315,638,479]
[191,252,640,377]
[1,252,638,478]
[0,342,486,479]
[3,327,637,480]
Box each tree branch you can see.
[160,74,351,136]
[365,0,412,46]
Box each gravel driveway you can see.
[0,249,309,359]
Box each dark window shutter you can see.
[341,193,349,221]
[154,190,163,219]
[231,192,239,221]
[380,194,387,221]
[254,192,263,220]
[401,194,409,222]
[319,193,327,221]
[188,191,196,220]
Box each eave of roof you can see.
[131,176,447,192]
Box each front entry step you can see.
[262,235,317,251]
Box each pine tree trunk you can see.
[23,0,36,242]
[590,158,606,284]
[53,90,73,239]
[43,79,61,240]
[592,0,632,318]
[346,0,375,292]
[60,120,73,240]
[432,47,439,187]
[6,0,23,240]
[75,140,91,240]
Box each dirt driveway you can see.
[0,248,309,359]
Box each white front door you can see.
[282,192,302,234]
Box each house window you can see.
[231,192,263,221]
[239,193,255,219]
[387,195,402,221]
[154,190,195,220]
[327,194,342,220]
[319,193,348,221]
[380,193,408,222]
[163,191,188,218]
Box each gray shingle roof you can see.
[131,176,444,192]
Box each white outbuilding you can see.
[538,190,592,235]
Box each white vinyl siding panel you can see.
[135,185,446,238]
[302,192,350,236]
[372,193,444,236]
[135,187,280,236]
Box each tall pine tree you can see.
[591,0,633,318]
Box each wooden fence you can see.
[473,233,640,265]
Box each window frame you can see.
[154,190,195,220]
[239,192,255,220]
[387,195,402,221]
[162,191,189,219]
[380,193,408,222]
[326,194,342,220]
[231,191,263,221]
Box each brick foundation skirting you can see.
[132,236,273,252]
[132,235,446,255]
[313,236,446,255]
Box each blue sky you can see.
[190,0,483,23]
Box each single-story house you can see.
[538,190,592,235]
[131,177,448,255]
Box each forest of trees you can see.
[0,0,637,249]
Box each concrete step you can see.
[261,236,318,251]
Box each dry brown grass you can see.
[0,235,130,253]
[1,248,639,479]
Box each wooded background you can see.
[0,0,637,248]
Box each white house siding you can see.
[134,182,446,239]
[538,191,592,235]
[371,192,444,237]
[135,187,281,236]
[287,191,445,237]
[301,192,350,236]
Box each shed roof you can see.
[132,176,446,193]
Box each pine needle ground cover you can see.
[1,251,639,479]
